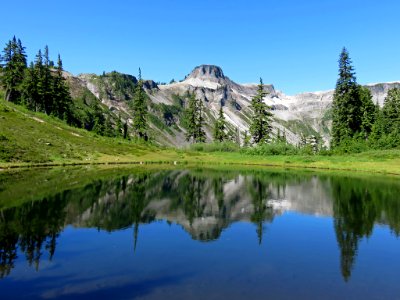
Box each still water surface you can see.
[0,168,400,299]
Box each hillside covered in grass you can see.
[0,99,180,165]
[1,97,400,176]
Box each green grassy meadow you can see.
[1,99,400,175]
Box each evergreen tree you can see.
[33,50,45,112]
[369,103,384,146]
[185,93,198,142]
[358,86,376,139]
[53,54,72,119]
[115,114,123,137]
[185,93,206,143]
[21,62,39,110]
[381,88,400,145]
[132,68,148,140]
[195,99,206,143]
[331,48,362,147]
[0,36,27,103]
[213,105,227,142]
[249,78,273,144]
[103,116,114,137]
[91,102,105,135]
[382,88,400,132]
[123,121,129,139]
[42,45,53,115]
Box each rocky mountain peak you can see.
[187,65,226,81]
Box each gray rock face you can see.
[365,82,400,105]
[72,65,400,147]
[187,65,226,81]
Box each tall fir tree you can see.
[369,102,384,146]
[132,68,148,140]
[382,88,400,132]
[42,45,54,115]
[21,62,39,110]
[115,114,123,137]
[53,54,72,120]
[90,101,105,135]
[381,88,400,145]
[103,115,115,137]
[123,121,129,139]
[185,93,206,143]
[358,85,376,139]
[34,49,45,112]
[185,93,198,142]
[249,78,273,144]
[196,98,206,143]
[0,36,27,102]
[213,105,227,142]
[331,48,362,147]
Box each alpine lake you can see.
[0,165,400,299]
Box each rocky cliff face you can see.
[69,65,400,147]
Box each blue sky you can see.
[1,0,399,94]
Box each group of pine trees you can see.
[2,36,398,150]
[332,48,400,150]
[184,92,206,143]
[182,48,399,151]
[0,37,73,121]
[249,78,273,144]
[185,78,274,145]
[0,36,150,141]
[131,68,148,141]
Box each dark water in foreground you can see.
[1,168,400,299]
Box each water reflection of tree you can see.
[3,169,400,281]
[0,222,18,278]
[129,175,149,252]
[0,196,66,277]
[331,176,400,281]
[248,178,274,245]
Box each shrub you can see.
[241,142,301,156]
[189,142,240,152]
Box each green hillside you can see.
[0,99,182,165]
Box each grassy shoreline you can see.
[1,99,399,175]
[1,150,400,176]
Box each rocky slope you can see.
[67,65,400,147]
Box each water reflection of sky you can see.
[3,214,400,300]
[2,169,400,299]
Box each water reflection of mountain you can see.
[1,169,400,281]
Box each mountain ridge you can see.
[65,65,400,147]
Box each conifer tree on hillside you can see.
[331,48,362,146]
[196,99,206,143]
[0,36,27,102]
[369,102,384,145]
[185,93,198,142]
[42,45,54,114]
[132,68,148,140]
[115,114,123,137]
[213,105,227,142]
[91,101,105,135]
[185,93,206,143]
[21,62,39,110]
[382,88,400,142]
[53,54,73,120]
[103,116,115,137]
[34,49,45,112]
[358,86,376,139]
[249,78,273,144]
[123,121,129,139]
